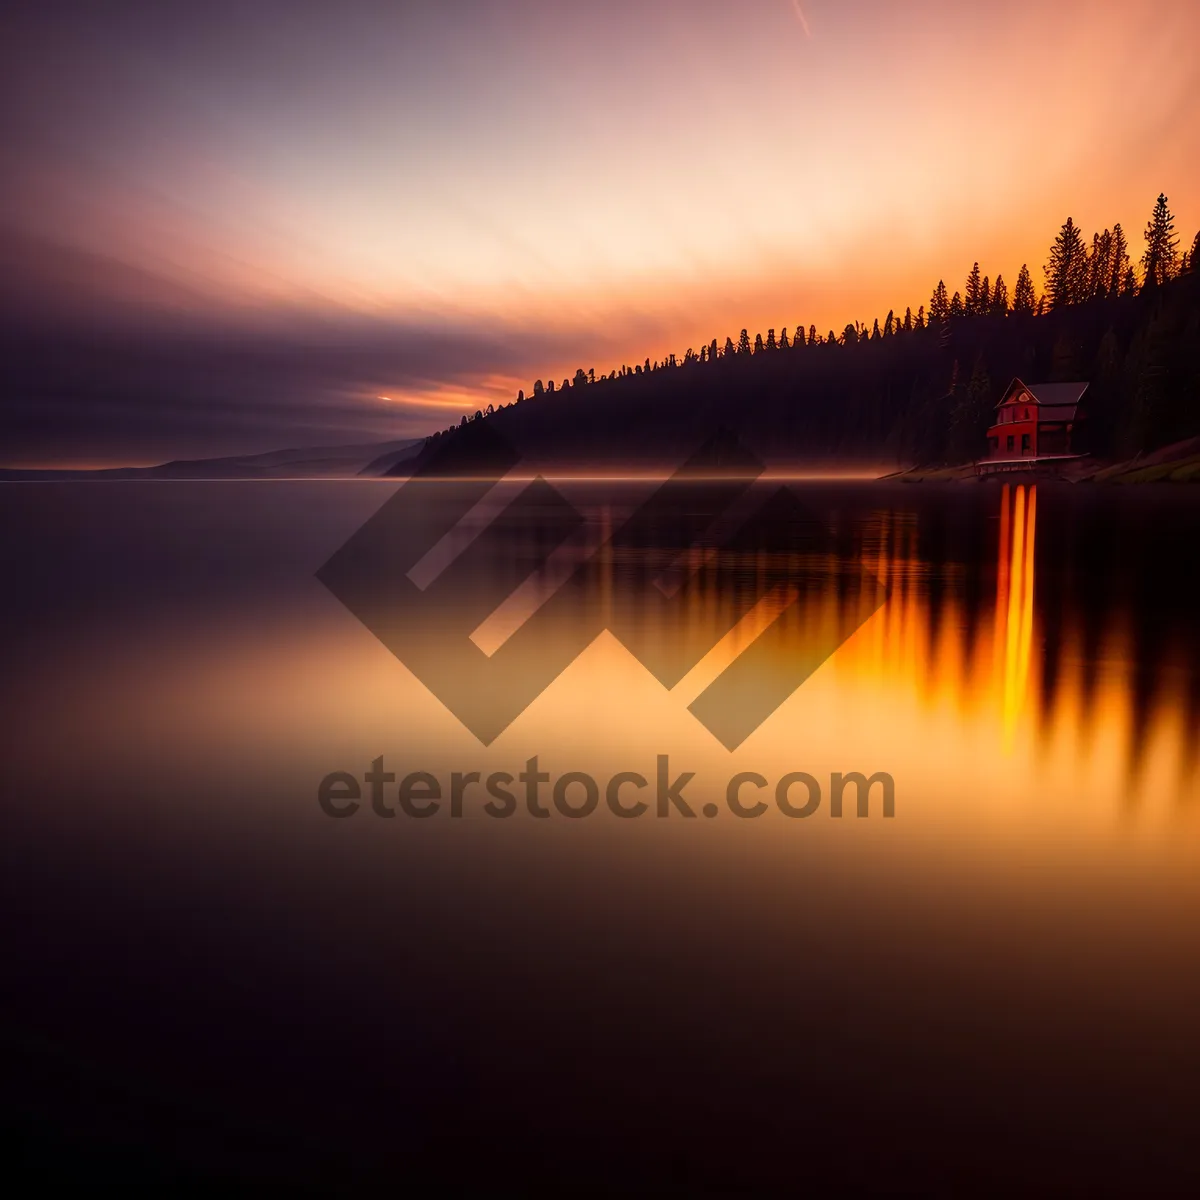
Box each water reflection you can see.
[1,479,1197,824]
[796,481,1200,813]
[3,479,1200,1191]
[319,472,1199,813]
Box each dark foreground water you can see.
[3,477,1200,1192]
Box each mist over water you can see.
[3,479,1200,1189]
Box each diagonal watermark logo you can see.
[317,424,887,749]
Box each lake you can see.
[3,477,1199,1191]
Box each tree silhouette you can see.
[843,323,858,345]
[533,379,545,398]
[780,327,791,350]
[948,354,992,462]
[903,307,914,333]
[808,325,818,346]
[949,291,965,319]
[1109,224,1130,297]
[991,275,1009,316]
[753,333,765,354]
[965,263,983,316]
[1045,217,1088,308]
[1088,230,1112,300]
[738,329,751,355]
[1013,264,1036,315]
[1141,193,1180,289]
[930,281,950,323]
[916,305,926,330]
[766,328,777,351]
[980,276,991,313]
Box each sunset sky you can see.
[2,0,1199,464]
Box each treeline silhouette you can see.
[420,194,1200,467]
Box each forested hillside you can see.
[416,196,1200,470]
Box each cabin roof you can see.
[996,378,1089,422]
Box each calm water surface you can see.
[2,479,1199,1190]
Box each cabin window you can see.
[1021,434,1031,454]
[1006,435,1015,452]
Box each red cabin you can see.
[985,378,1088,462]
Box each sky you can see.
[2,0,1199,465]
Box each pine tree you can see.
[916,305,926,330]
[843,324,858,345]
[1122,267,1137,298]
[1085,232,1101,300]
[949,291,965,319]
[738,329,751,355]
[1110,224,1130,297]
[754,333,765,354]
[930,281,950,322]
[808,325,818,346]
[1120,304,1172,453]
[949,355,993,462]
[779,327,790,350]
[1188,231,1200,273]
[533,379,545,398]
[991,275,1009,316]
[1141,193,1180,288]
[766,328,777,351]
[1089,230,1113,300]
[980,276,991,313]
[903,307,913,333]
[723,337,735,358]
[965,262,983,315]
[1013,264,1036,315]
[1045,217,1088,307]
[871,318,882,341]
[884,310,895,337]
